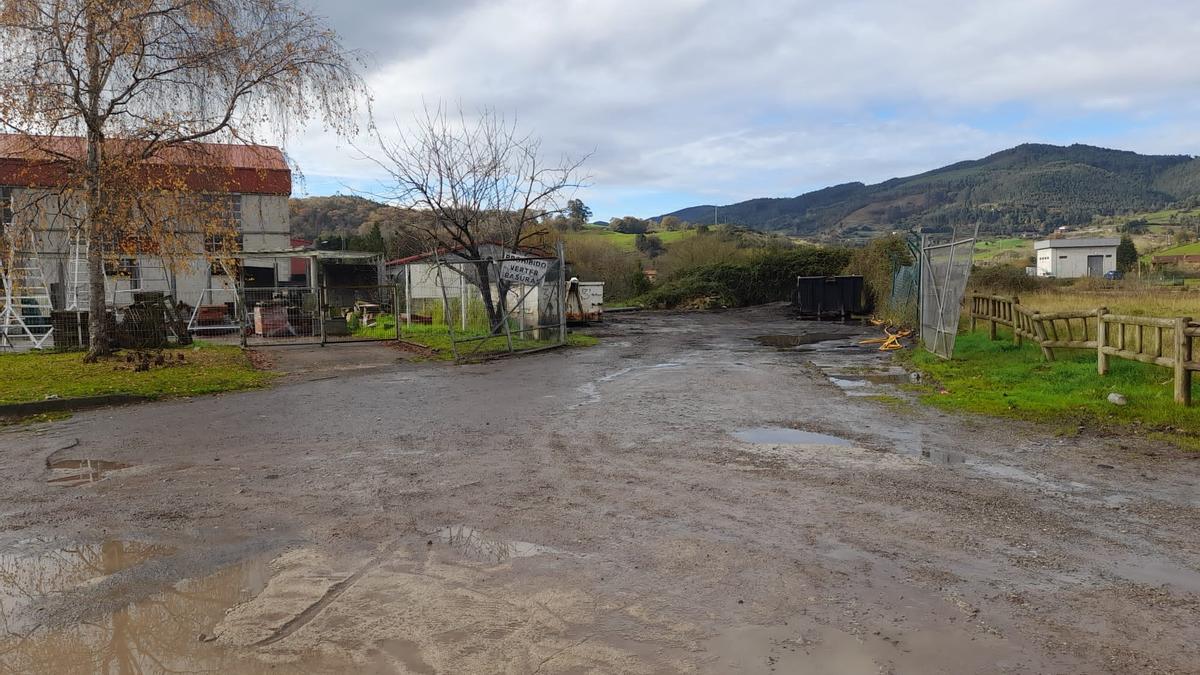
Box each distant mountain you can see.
[658,144,1200,240]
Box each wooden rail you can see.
[968,294,1198,405]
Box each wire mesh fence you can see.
[398,246,566,362]
[919,226,979,359]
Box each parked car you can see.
[1103,270,1124,280]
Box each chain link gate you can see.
[398,243,566,362]
[919,225,979,359]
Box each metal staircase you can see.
[65,227,90,311]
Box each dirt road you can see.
[1,306,1198,674]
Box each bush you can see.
[843,235,913,322]
[969,264,1053,295]
[638,246,852,309]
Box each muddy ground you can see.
[1,305,1198,674]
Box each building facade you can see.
[1034,238,1119,278]
[0,135,292,312]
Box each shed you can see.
[1033,238,1119,278]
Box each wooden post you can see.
[1175,317,1193,406]
[1096,309,1108,375]
[1032,313,1053,361]
[988,298,997,341]
[969,296,977,332]
[1012,296,1021,346]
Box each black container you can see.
[793,276,867,319]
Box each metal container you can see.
[793,276,867,319]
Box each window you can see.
[104,258,139,283]
[0,187,13,235]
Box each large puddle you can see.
[437,525,569,564]
[753,334,847,349]
[733,427,854,446]
[46,458,133,487]
[0,539,354,673]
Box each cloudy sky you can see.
[292,0,1200,220]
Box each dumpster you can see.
[793,276,867,319]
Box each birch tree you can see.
[371,105,588,332]
[0,0,363,358]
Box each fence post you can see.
[557,241,567,347]
[1175,317,1193,406]
[1097,310,1108,375]
[1011,296,1021,346]
[1031,313,1053,361]
[988,298,997,341]
[969,295,977,332]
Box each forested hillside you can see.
[660,143,1200,240]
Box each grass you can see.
[399,324,597,360]
[906,330,1200,450]
[974,238,1033,264]
[564,228,696,252]
[1014,284,1200,317]
[1151,241,1200,257]
[0,343,273,405]
[351,313,398,339]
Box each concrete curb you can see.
[0,394,153,421]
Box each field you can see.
[1011,284,1200,317]
[0,343,271,405]
[568,227,696,252]
[910,330,1200,449]
[1150,240,1200,257]
[973,237,1032,264]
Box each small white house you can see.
[1033,238,1119,278]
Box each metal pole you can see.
[460,271,467,331]
[317,258,326,347]
[432,249,460,361]
[557,241,567,346]
[404,264,411,331]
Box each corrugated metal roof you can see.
[0,134,290,195]
[0,134,287,170]
[1034,238,1120,249]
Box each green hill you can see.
[660,143,1200,242]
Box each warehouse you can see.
[1033,238,1119,278]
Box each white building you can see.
[1033,238,1119,278]
[0,134,293,312]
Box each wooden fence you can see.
[968,294,1198,405]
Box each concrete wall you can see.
[1036,245,1117,278]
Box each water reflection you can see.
[0,540,335,674]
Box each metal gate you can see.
[398,242,566,362]
[919,225,979,359]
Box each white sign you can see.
[499,255,551,285]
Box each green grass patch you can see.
[1152,241,1200,257]
[563,228,696,252]
[350,313,398,339]
[973,238,1033,263]
[0,343,273,405]
[905,330,1200,449]
[399,325,597,360]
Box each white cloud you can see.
[291,0,1200,216]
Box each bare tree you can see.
[370,105,588,332]
[0,0,364,359]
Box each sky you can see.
[291,0,1200,221]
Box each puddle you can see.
[46,458,132,487]
[0,539,175,635]
[921,448,967,465]
[0,544,349,673]
[733,427,853,446]
[437,525,568,564]
[753,334,847,348]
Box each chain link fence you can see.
[397,246,566,362]
[920,226,979,359]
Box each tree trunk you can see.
[473,259,503,334]
[82,10,110,362]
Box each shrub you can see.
[639,246,852,309]
[969,264,1053,295]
